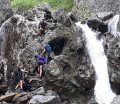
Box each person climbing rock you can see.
[14,63,28,93]
[41,43,51,64]
[38,18,47,37]
[35,54,45,77]
[22,74,32,92]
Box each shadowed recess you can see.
[49,37,68,55]
[87,20,108,34]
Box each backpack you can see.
[46,44,51,53]
[14,68,21,76]
[39,57,44,61]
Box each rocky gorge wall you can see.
[73,0,120,30]
[73,0,120,98]
[1,0,120,104]
[0,0,13,26]
[0,3,95,104]
[0,0,14,99]
[74,0,120,13]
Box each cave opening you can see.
[44,10,52,20]
[48,37,68,55]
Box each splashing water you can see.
[75,22,116,104]
[108,15,119,34]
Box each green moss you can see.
[66,52,74,59]
[11,0,74,14]
[81,12,91,21]
[66,73,76,79]
[64,31,70,36]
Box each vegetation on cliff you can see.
[11,0,74,14]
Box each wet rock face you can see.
[1,2,120,103]
[0,59,8,94]
[104,33,120,94]
[85,12,120,95]
[86,12,115,35]
[0,0,13,26]
[0,3,95,103]
[74,0,120,14]
[0,16,20,80]
[2,1,120,103]
[86,0,120,14]
[112,95,120,104]
[51,7,71,26]
[73,0,120,31]
[29,95,61,104]
[87,20,108,34]
[13,87,45,103]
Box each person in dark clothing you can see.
[14,63,28,92]
[23,74,31,92]
[35,54,45,77]
[38,18,47,37]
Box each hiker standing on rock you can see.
[38,18,47,37]
[35,54,45,78]
[14,63,28,93]
[41,43,51,64]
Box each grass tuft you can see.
[11,0,74,14]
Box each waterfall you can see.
[75,21,116,104]
[108,15,119,35]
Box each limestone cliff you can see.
[0,0,13,26]
[0,3,95,104]
[1,0,120,104]
[73,0,120,30]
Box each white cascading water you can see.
[75,15,119,104]
[108,15,119,35]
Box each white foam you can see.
[75,22,116,104]
[108,15,119,36]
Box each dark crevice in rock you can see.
[104,44,108,50]
[33,66,39,74]
[87,20,108,34]
[77,47,85,55]
[44,10,52,20]
[48,37,68,55]
[111,82,120,94]
[53,19,57,23]
[70,14,78,22]
[10,17,18,24]
[101,13,114,21]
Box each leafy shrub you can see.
[11,0,74,14]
